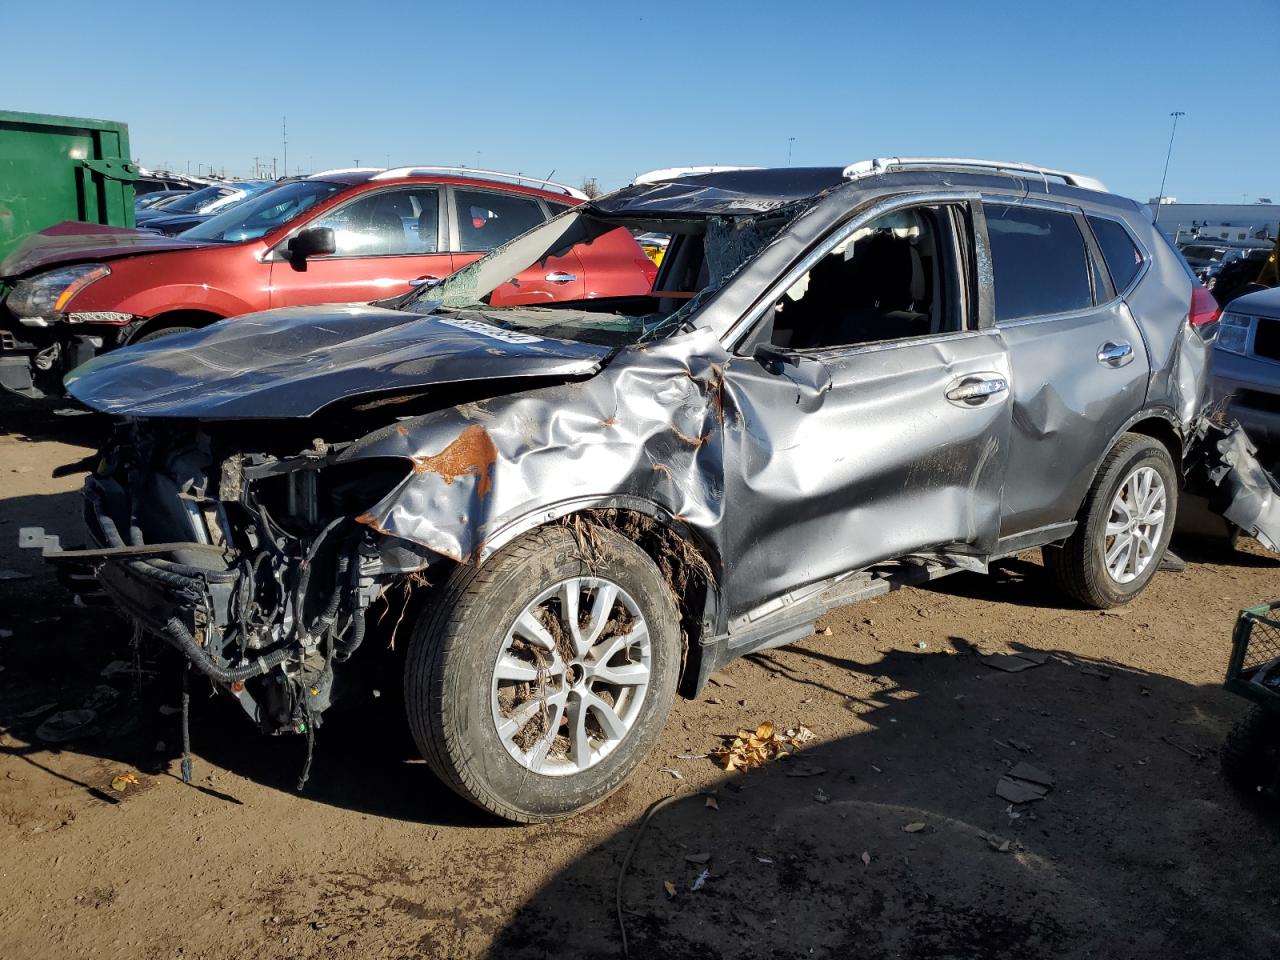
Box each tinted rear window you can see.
[1089,216,1144,292]
[986,204,1093,322]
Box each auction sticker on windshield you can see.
[437,316,544,344]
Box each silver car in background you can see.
[1213,286,1280,462]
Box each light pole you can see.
[1153,111,1184,224]
[787,136,796,166]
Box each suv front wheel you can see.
[1044,434,1178,608]
[404,526,681,822]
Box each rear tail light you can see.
[1189,284,1221,339]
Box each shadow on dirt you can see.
[4,554,1278,960]
[480,642,1279,960]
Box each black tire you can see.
[404,526,681,823]
[133,325,196,344]
[1043,434,1178,608]
[1221,706,1280,800]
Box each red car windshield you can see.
[182,181,344,243]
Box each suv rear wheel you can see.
[1044,434,1178,608]
[404,526,680,822]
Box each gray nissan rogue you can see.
[42,158,1272,822]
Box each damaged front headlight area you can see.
[83,419,431,745]
[8,264,111,325]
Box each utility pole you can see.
[1153,111,1184,224]
[282,116,288,179]
[787,136,796,166]
[272,157,277,179]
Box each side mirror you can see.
[285,226,336,263]
[752,342,798,370]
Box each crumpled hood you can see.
[0,221,209,278]
[64,303,610,419]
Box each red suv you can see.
[0,167,656,397]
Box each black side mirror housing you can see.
[753,342,798,371]
[286,226,336,263]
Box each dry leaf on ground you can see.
[709,720,814,772]
[110,772,139,793]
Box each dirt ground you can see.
[1,398,1277,960]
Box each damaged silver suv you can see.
[44,158,1275,822]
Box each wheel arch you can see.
[124,308,224,344]
[1070,407,1185,521]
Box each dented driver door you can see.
[719,332,1013,617]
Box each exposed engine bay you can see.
[81,416,429,744]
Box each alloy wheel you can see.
[1104,466,1167,584]
[490,577,651,776]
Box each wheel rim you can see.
[1104,466,1167,584]
[490,576,651,777]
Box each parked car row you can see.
[0,166,655,397]
[22,157,1280,825]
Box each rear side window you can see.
[985,204,1092,322]
[1088,216,1144,292]
[455,190,546,252]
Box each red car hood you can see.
[0,221,211,278]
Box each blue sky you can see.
[3,0,1278,203]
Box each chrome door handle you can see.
[545,271,577,284]
[1097,341,1133,367]
[408,275,441,288]
[945,374,1008,406]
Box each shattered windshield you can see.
[399,205,798,345]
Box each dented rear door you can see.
[981,200,1152,536]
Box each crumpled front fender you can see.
[337,330,732,567]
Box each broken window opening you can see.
[760,205,964,352]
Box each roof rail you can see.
[632,165,763,185]
[370,166,588,200]
[309,167,387,177]
[842,157,1108,193]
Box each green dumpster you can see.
[0,110,138,266]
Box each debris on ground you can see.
[903,821,927,833]
[860,851,871,866]
[662,880,676,899]
[684,852,710,865]
[658,768,684,780]
[0,569,32,582]
[704,795,719,810]
[984,653,1046,673]
[995,762,1055,803]
[16,702,56,719]
[110,772,139,793]
[34,709,98,743]
[813,787,831,804]
[691,867,710,891]
[706,672,737,688]
[709,720,812,771]
[1161,735,1205,760]
[1079,667,1112,680]
[784,761,827,778]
